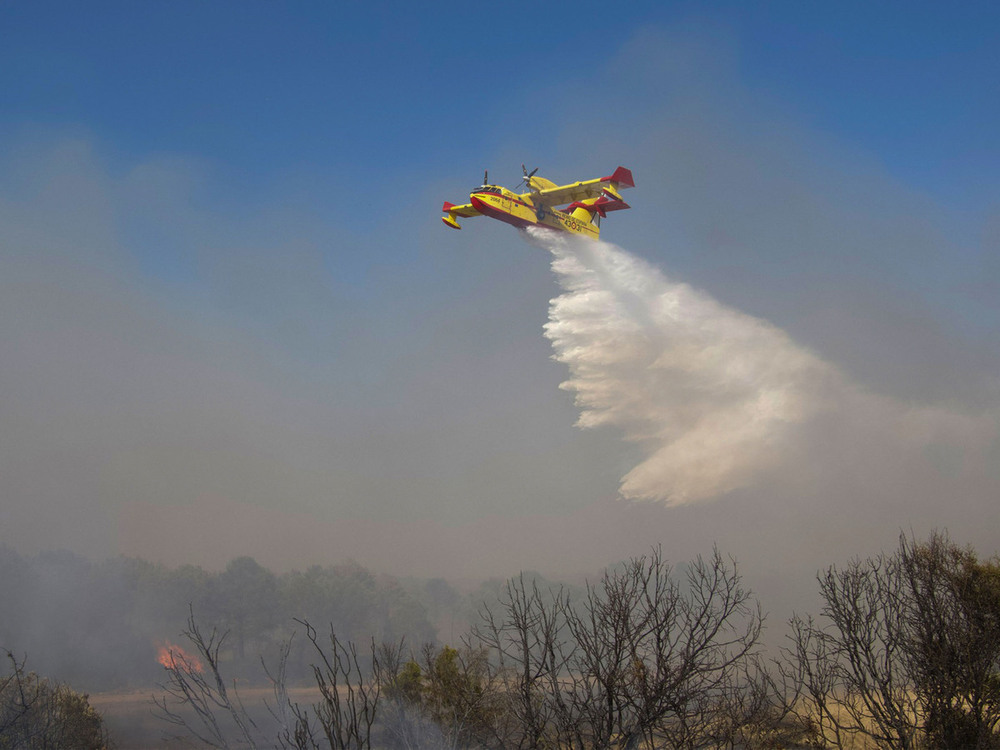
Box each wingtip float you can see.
[442,165,634,240]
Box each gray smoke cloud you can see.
[536,229,999,507]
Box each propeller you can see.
[483,169,489,186]
[519,163,540,191]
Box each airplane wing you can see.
[528,166,635,207]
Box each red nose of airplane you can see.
[470,195,488,213]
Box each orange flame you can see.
[157,642,204,673]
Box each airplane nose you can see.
[470,195,488,213]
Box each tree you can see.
[475,546,768,749]
[0,651,110,750]
[374,642,498,750]
[785,531,1000,750]
[215,557,281,663]
[373,643,440,750]
[292,621,381,750]
[153,611,275,749]
[474,573,572,749]
[901,532,1000,749]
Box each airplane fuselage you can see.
[468,186,600,239]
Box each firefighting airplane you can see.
[442,165,634,240]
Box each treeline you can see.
[5,532,1000,748]
[156,532,1000,750]
[0,548,506,691]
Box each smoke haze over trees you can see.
[0,548,442,691]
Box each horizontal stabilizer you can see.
[566,195,630,218]
[596,197,630,212]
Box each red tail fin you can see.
[601,166,635,188]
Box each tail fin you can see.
[602,166,635,189]
[441,201,463,229]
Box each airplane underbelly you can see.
[468,194,599,238]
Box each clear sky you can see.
[1,2,998,612]
[4,3,997,204]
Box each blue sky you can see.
[1,2,999,601]
[4,2,997,205]
[3,2,997,301]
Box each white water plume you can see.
[533,229,996,506]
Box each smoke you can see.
[535,229,999,507]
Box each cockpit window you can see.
[472,186,503,194]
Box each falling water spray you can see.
[529,228,844,505]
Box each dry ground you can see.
[90,686,323,749]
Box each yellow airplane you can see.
[442,165,634,239]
